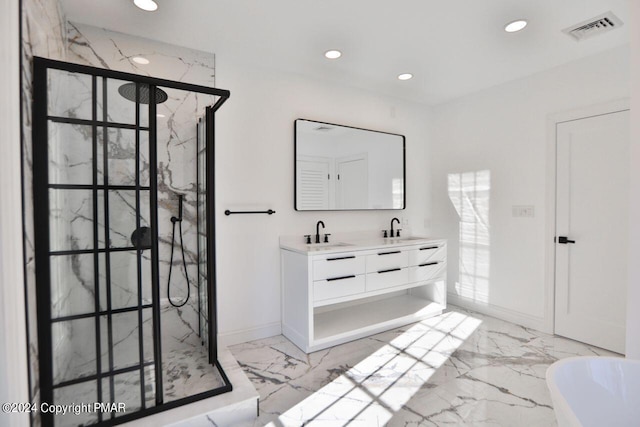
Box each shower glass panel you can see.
[154,87,223,403]
[197,116,209,353]
[32,58,231,427]
[44,69,158,425]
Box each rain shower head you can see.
[118,83,168,104]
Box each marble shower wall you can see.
[21,0,69,420]
[22,3,219,423]
[66,22,218,352]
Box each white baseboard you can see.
[447,293,549,333]
[281,324,308,353]
[219,321,282,347]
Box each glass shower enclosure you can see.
[31,57,231,426]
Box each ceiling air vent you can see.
[562,11,623,41]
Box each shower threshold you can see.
[129,348,258,426]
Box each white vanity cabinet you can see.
[281,238,447,353]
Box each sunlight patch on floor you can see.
[267,311,482,426]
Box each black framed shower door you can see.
[31,57,231,426]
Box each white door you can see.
[336,154,368,209]
[555,110,629,354]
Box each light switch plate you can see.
[512,205,535,218]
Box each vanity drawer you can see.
[313,255,365,281]
[409,244,446,266]
[313,274,365,303]
[366,268,409,292]
[366,250,409,273]
[408,261,446,283]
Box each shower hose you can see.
[167,213,191,308]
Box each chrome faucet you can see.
[315,220,325,244]
[390,217,400,238]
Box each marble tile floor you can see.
[229,306,618,426]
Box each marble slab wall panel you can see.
[67,22,217,86]
[21,1,68,424]
[66,24,217,344]
[154,88,218,354]
[22,5,219,424]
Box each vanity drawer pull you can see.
[378,268,402,274]
[419,262,439,267]
[326,275,356,282]
[378,251,401,256]
[419,246,439,251]
[327,255,356,261]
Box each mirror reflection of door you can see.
[296,155,332,210]
[336,154,368,209]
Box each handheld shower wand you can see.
[168,194,191,307]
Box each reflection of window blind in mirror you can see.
[296,157,330,210]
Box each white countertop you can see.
[280,236,446,255]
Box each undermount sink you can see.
[307,242,352,251]
[389,236,428,242]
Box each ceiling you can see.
[60,0,631,106]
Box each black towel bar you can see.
[224,209,276,216]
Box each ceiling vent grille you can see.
[562,11,623,41]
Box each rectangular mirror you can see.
[295,119,405,211]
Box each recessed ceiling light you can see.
[324,50,342,59]
[132,56,150,65]
[398,73,413,81]
[505,20,527,33]
[133,0,158,12]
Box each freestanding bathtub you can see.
[546,356,640,427]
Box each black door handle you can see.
[557,236,576,244]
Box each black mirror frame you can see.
[294,118,406,211]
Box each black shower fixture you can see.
[118,82,168,104]
[131,225,152,248]
[167,194,191,308]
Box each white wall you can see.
[626,3,640,359]
[0,0,29,425]
[214,60,432,344]
[431,46,630,330]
